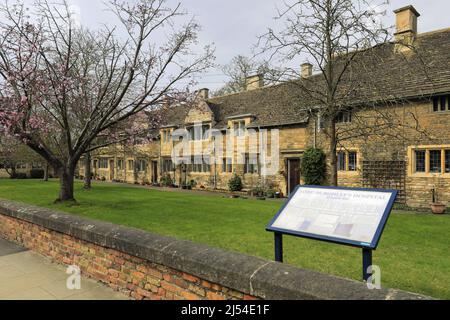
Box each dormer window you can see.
[233,121,246,137]
[433,95,450,112]
[161,129,172,143]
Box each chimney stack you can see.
[394,5,420,47]
[197,88,209,100]
[301,63,313,78]
[245,74,264,91]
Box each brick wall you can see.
[0,200,429,300]
[0,215,252,300]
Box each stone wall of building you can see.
[0,200,428,300]
[76,100,450,208]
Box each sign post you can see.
[267,186,397,282]
[274,233,283,263]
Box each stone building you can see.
[81,6,450,209]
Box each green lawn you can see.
[0,179,449,299]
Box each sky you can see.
[20,0,450,91]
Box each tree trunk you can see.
[84,153,92,190]
[57,167,76,202]
[43,162,49,181]
[329,118,338,186]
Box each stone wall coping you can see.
[0,199,432,300]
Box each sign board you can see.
[267,186,397,249]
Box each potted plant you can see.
[430,188,446,214]
[265,189,275,199]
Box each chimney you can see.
[197,88,209,100]
[301,63,313,78]
[245,74,264,91]
[394,5,420,46]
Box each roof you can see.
[160,28,450,130]
[340,28,450,105]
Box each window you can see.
[187,124,210,141]
[415,150,426,173]
[162,159,173,173]
[233,121,246,137]
[413,148,450,175]
[337,151,358,172]
[429,150,442,173]
[432,95,450,112]
[446,150,450,173]
[244,154,260,174]
[161,130,171,143]
[222,158,232,173]
[128,160,134,171]
[336,111,352,123]
[117,159,124,170]
[98,159,108,169]
[137,160,147,172]
[337,152,346,171]
[32,162,43,169]
[189,156,210,173]
[348,152,357,171]
[16,162,26,169]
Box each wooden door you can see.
[152,161,158,184]
[287,159,301,195]
[109,160,115,181]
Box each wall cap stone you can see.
[0,199,432,300]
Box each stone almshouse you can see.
[80,6,450,209]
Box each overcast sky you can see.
[23,0,450,91]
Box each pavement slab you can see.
[0,238,129,300]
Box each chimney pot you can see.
[245,74,264,91]
[301,63,313,78]
[197,88,209,100]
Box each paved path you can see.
[97,180,287,202]
[0,238,128,300]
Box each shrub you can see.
[228,174,243,192]
[301,147,327,185]
[160,174,173,187]
[29,169,45,179]
[11,172,28,179]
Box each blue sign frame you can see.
[266,185,398,250]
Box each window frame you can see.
[244,153,260,175]
[233,121,246,137]
[127,160,134,171]
[116,159,124,170]
[432,95,450,113]
[98,158,109,169]
[336,110,352,124]
[162,158,173,173]
[414,150,426,173]
[336,150,359,173]
[222,157,233,173]
[137,159,147,172]
[410,146,450,177]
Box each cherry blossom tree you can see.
[0,0,214,202]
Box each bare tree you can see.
[0,0,214,201]
[257,0,399,186]
[213,55,271,96]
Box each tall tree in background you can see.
[0,135,42,177]
[213,55,270,96]
[0,0,214,201]
[258,0,392,186]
